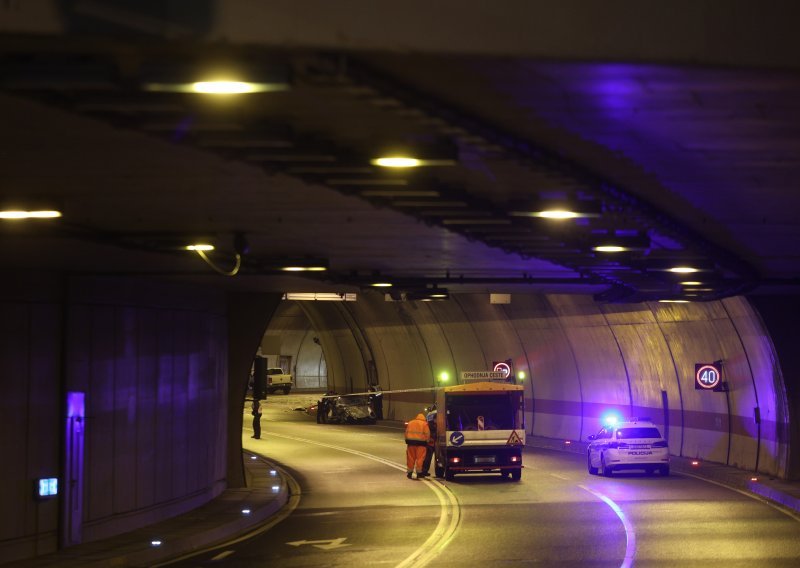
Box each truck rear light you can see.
[267,377,273,384]
[449,457,461,464]
[510,455,519,463]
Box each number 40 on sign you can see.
[695,363,722,390]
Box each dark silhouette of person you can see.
[251,398,262,439]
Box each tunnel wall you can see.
[263,302,327,390]
[0,274,229,563]
[277,291,789,478]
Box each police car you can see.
[587,418,670,476]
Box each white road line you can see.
[266,431,461,568]
[578,485,635,568]
[210,550,235,561]
[678,471,800,523]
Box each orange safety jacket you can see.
[405,414,431,446]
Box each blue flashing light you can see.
[601,412,622,427]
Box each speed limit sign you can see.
[695,363,722,390]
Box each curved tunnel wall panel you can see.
[658,320,732,464]
[452,295,524,376]
[371,301,442,419]
[609,321,682,452]
[423,301,485,381]
[501,295,582,440]
[549,296,631,441]
[722,297,787,476]
[301,303,364,394]
[263,302,328,389]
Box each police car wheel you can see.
[660,465,670,476]
[601,454,613,477]
[587,453,598,475]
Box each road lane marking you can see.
[266,431,461,568]
[286,537,351,550]
[678,471,800,523]
[578,485,635,568]
[210,550,235,561]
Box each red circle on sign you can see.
[696,364,721,389]
[493,362,511,377]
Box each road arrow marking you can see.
[286,537,351,550]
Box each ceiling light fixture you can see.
[590,234,650,253]
[510,200,602,220]
[185,243,214,251]
[141,60,290,95]
[0,209,62,220]
[371,282,393,288]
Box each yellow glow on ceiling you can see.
[185,244,215,251]
[0,209,62,219]
[371,157,422,168]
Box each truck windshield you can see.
[446,393,520,430]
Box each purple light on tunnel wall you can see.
[67,391,85,419]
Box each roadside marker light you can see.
[272,485,280,492]
[691,460,700,467]
[250,455,257,460]
[241,508,251,515]
[151,540,162,547]
[564,440,572,445]
[270,470,277,476]
[751,477,758,482]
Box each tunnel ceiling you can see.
[1,4,799,303]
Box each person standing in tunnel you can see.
[251,398,262,439]
[405,412,430,479]
[421,406,437,476]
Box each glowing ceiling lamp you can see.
[141,60,290,95]
[0,209,62,219]
[185,243,215,251]
[371,282,393,288]
[510,200,602,220]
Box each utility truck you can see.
[266,367,292,394]
[434,381,525,481]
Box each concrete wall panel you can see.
[1,274,231,563]
[503,295,581,440]
[723,297,789,477]
[608,321,677,448]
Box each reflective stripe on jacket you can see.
[405,413,430,446]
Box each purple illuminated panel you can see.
[64,391,85,545]
[67,391,85,419]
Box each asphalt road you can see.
[165,393,800,567]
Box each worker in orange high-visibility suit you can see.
[405,413,431,479]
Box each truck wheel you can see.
[282,387,291,395]
[435,463,444,478]
[445,466,455,481]
[511,469,521,481]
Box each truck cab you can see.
[434,381,525,481]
